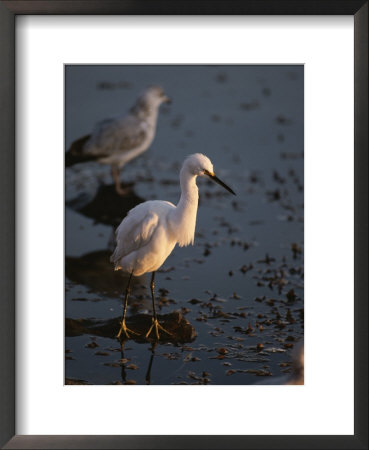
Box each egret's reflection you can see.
[119,341,157,385]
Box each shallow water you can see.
[65,65,304,385]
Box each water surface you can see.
[65,65,304,385]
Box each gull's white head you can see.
[142,85,171,108]
[182,153,236,195]
[131,85,171,117]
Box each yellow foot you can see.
[117,320,140,339]
[145,317,173,340]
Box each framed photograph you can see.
[1,1,367,449]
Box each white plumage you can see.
[111,200,176,276]
[111,153,235,339]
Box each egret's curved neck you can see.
[169,168,199,246]
[179,167,199,205]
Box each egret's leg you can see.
[117,271,139,339]
[112,165,129,196]
[145,272,173,339]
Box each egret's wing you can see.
[85,115,147,157]
[110,203,160,268]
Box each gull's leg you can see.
[117,271,140,339]
[112,165,129,196]
[145,272,173,340]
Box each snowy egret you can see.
[65,85,171,195]
[111,153,236,340]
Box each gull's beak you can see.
[163,95,172,104]
[204,170,236,195]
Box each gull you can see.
[111,153,236,340]
[65,85,171,195]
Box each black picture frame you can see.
[0,1,367,449]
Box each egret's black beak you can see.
[204,170,236,195]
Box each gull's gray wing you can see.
[66,115,147,166]
[85,115,147,156]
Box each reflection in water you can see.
[67,183,144,227]
[66,184,147,310]
[145,343,157,385]
[66,250,132,298]
[65,310,196,385]
[66,249,154,317]
[120,342,157,385]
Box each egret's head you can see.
[143,85,171,107]
[184,153,236,195]
[184,153,214,176]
